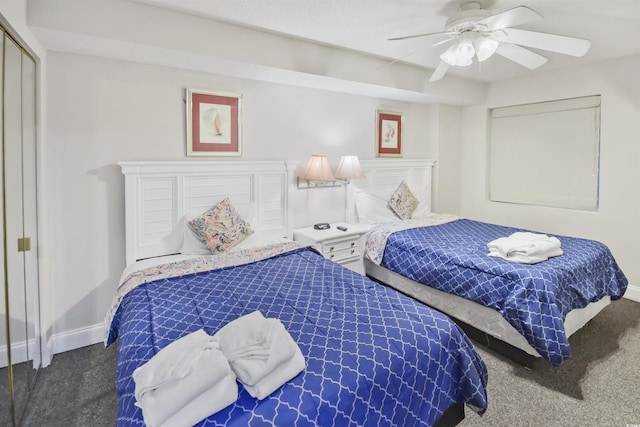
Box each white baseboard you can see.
[623,284,640,303]
[0,338,37,368]
[52,323,105,355]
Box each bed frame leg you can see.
[433,401,465,427]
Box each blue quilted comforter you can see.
[107,246,488,426]
[379,219,628,366]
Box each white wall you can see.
[459,55,640,300]
[45,52,437,348]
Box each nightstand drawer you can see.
[292,223,366,275]
[325,246,360,262]
[321,238,359,255]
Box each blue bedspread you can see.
[380,219,628,366]
[108,246,488,426]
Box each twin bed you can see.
[350,159,628,367]
[106,161,489,426]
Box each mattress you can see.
[105,244,488,426]
[366,218,628,366]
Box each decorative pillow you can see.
[187,198,254,253]
[388,180,419,219]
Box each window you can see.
[489,95,601,210]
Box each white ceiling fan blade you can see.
[432,36,457,47]
[479,6,542,31]
[377,42,441,70]
[495,43,548,69]
[428,61,450,82]
[494,28,591,57]
[388,31,454,41]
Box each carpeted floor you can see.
[14,298,640,426]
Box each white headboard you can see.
[120,161,298,265]
[346,159,436,223]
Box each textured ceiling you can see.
[131,0,640,82]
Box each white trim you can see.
[119,160,297,265]
[623,284,640,303]
[0,337,39,368]
[51,323,105,355]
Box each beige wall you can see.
[44,52,439,348]
[459,55,640,299]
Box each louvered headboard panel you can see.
[346,159,436,223]
[119,161,297,265]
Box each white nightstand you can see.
[293,222,369,274]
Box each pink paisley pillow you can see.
[388,180,419,220]
[187,198,254,253]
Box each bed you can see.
[105,160,488,426]
[348,159,628,367]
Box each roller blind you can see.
[489,95,601,210]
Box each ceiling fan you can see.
[389,2,591,82]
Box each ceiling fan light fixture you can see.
[473,36,499,62]
[440,38,475,67]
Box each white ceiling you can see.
[132,0,640,83]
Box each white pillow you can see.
[409,184,432,219]
[179,215,211,255]
[354,188,398,224]
[229,233,290,251]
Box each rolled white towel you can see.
[133,330,236,427]
[242,346,306,400]
[158,373,238,427]
[230,320,297,385]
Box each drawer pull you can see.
[350,242,355,247]
[350,249,355,255]
[329,246,335,251]
[330,254,335,259]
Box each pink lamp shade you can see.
[301,155,335,182]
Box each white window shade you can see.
[489,95,601,210]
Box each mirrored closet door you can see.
[0,26,41,427]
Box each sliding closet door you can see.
[1,30,40,426]
[22,34,40,375]
[0,28,8,427]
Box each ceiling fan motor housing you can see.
[445,1,491,33]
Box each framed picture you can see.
[375,110,403,157]
[186,88,242,156]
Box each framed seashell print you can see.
[186,88,242,156]
[375,110,403,157]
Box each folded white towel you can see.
[230,320,297,385]
[213,311,307,400]
[488,246,563,264]
[508,231,553,241]
[487,232,563,264]
[488,234,561,255]
[133,330,236,427]
[158,373,238,427]
[214,311,279,361]
[242,346,306,400]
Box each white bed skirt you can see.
[365,259,611,358]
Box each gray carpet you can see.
[16,298,640,426]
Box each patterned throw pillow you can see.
[388,180,419,220]
[187,198,254,253]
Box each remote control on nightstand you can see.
[337,226,348,231]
